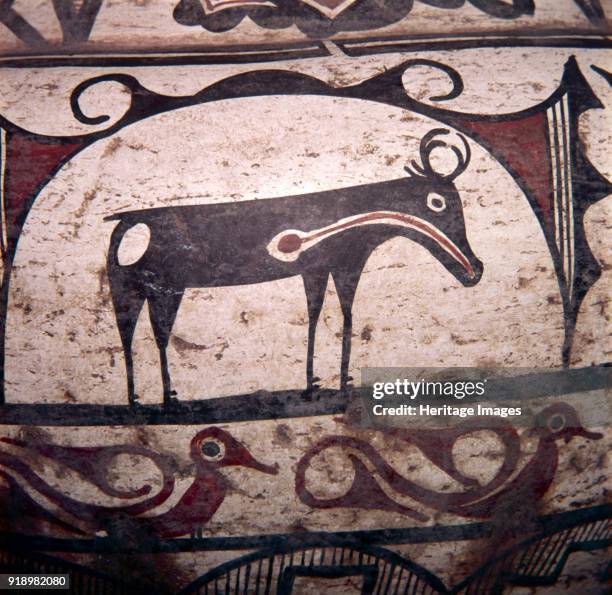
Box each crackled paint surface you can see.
[0,1,610,593]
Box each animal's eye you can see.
[548,414,566,432]
[427,193,446,212]
[201,439,225,460]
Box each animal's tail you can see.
[106,218,136,267]
[103,211,133,222]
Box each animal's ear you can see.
[404,162,425,178]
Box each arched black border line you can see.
[0,49,608,591]
[0,55,609,408]
[0,56,604,245]
[0,128,91,409]
[0,55,588,147]
[177,525,611,595]
[176,542,448,595]
[0,58,463,407]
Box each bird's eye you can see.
[427,192,446,212]
[201,439,225,461]
[548,413,566,432]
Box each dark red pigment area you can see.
[278,233,303,253]
[461,112,552,226]
[6,133,81,239]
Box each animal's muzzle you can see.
[461,257,484,287]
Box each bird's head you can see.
[190,427,279,474]
[531,403,602,443]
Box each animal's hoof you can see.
[340,383,355,395]
[302,385,321,401]
[163,396,183,411]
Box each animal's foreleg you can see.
[302,271,329,392]
[339,312,353,392]
[332,266,364,393]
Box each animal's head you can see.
[402,128,483,287]
[190,427,279,474]
[531,403,602,443]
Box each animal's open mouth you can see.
[267,210,476,279]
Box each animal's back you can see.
[104,177,420,286]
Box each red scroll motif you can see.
[0,428,278,539]
[296,404,602,520]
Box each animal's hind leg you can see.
[332,265,366,394]
[302,271,329,392]
[109,275,146,408]
[147,289,184,408]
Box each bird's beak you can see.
[247,458,280,475]
[564,427,603,443]
[224,446,279,475]
[572,427,603,441]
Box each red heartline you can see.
[278,211,475,278]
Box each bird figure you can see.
[0,427,278,539]
[297,403,601,519]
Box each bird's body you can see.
[145,462,226,538]
[298,404,601,520]
[0,428,278,538]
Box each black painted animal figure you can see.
[106,129,483,408]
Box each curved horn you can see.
[445,133,471,181]
[417,128,450,177]
[413,129,471,180]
